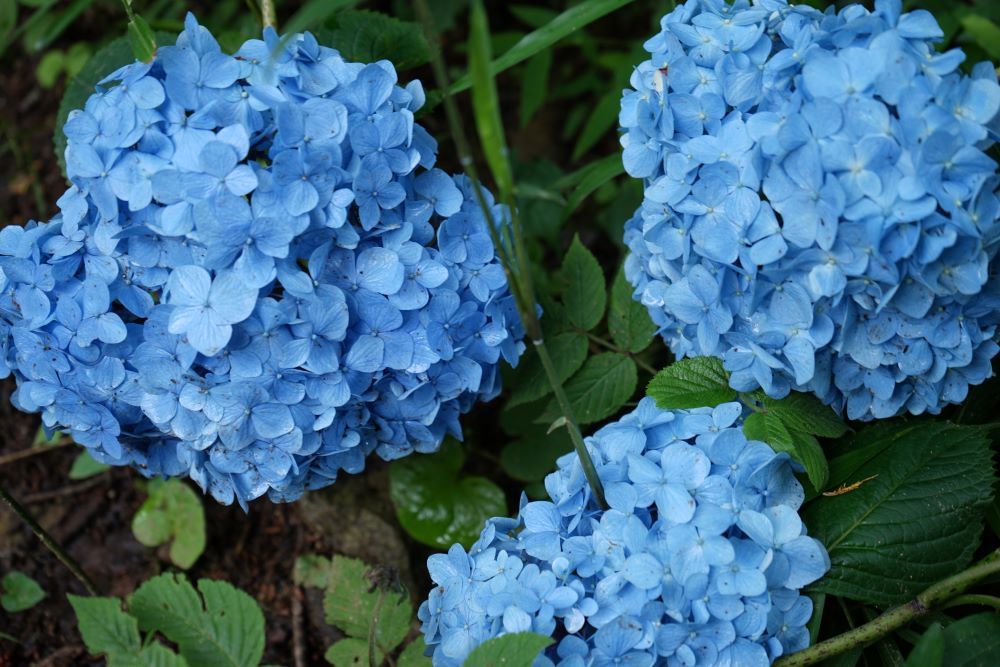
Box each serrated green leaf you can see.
[469,0,513,201]
[449,0,635,95]
[500,430,572,482]
[608,266,655,353]
[131,479,205,570]
[462,632,553,667]
[398,638,433,666]
[519,49,551,127]
[68,595,142,657]
[742,411,793,448]
[542,352,637,425]
[561,235,606,331]
[905,623,944,667]
[126,14,156,63]
[761,392,848,439]
[941,612,1000,666]
[507,333,588,407]
[390,440,506,549]
[69,450,110,480]
[787,428,829,491]
[324,637,375,667]
[322,556,411,653]
[54,32,176,177]
[802,422,995,606]
[321,10,429,70]
[1,571,45,612]
[961,15,1000,60]
[128,573,265,667]
[561,153,625,221]
[293,554,332,589]
[647,357,734,409]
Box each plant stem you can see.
[260,0,277,29]
[0,439,73,467]
[583,331,658,375]
[414,0,606,508]
[0,482,98,596]
[941,593,1000,611]
[775,549,1000,666]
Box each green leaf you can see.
[35,49,64,88]
[760,392,848,439]
[543,352,637,425]
[128,573,265,667]
[561,235,606,331]
[0,0,16,41]
[742,411,793,448]
[571,89,619,160]
[519,49,551,126]
[69,450,110,480]
[324,638,374,667]
[131,479,206,570]
[69,595,142,658]
[322,555,411,653]
[961,15,1000,60]
[126,13,156,63]
[507,332,588,407]
[802,422,995,606]
[34,426,62,446]
[321,10,429,70]
[561,154,625,221]
[449,0,635,94]
[647,357,734,409]
[608,266,655,353]
[743,413,828,490]
[390,440,507,549]
[501,430,572,482]
[293,554,332,589]
[462,632,553,667]
[280,0,357,39]
[469,0,513,201]
[940,612,1000,666]
[905,623,944,667]
[55,32,176,177]
[1,571,45,612]
[398,638,434,667]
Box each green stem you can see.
[0,482,98,596]
[775,550,1000,667]
[584,332,657,375]
[414,0,606,508]
[941,594,1000,612]
[260,0,277,29]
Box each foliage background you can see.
[1,0,1000,665]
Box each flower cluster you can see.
[419,398,829,666]
[0,14,524,507]
[621,0,1000,420]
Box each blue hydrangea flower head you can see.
[0,14,524,508]
[621,0,1000,420]
[418,398,829,666]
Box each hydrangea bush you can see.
[419,398,829,666]
[621,0,1000,420]
[0,14,524,507]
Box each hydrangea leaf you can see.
[69,594,188,666]
[293,554,333,589]
[802,422,995,606]
[461,632,553,667]
[398,638,433,667]
[647,357,734,409]
[1,571,46,612]
[507,332,587,408]
[325,638,378,667]
[322,556,411,653]
[131,479,206,570]
[561,236,606,331]
[541,352,636,425]
[904,623,944,667]
[939,613,1000,666]
[320,10,430,71]
[758,392,848,439]
[390,440,506,549]
[128,574,265,667]
[500,429,572,482]
[608,266,656,353]
[68,450,111,480]
[744,411,829,491]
